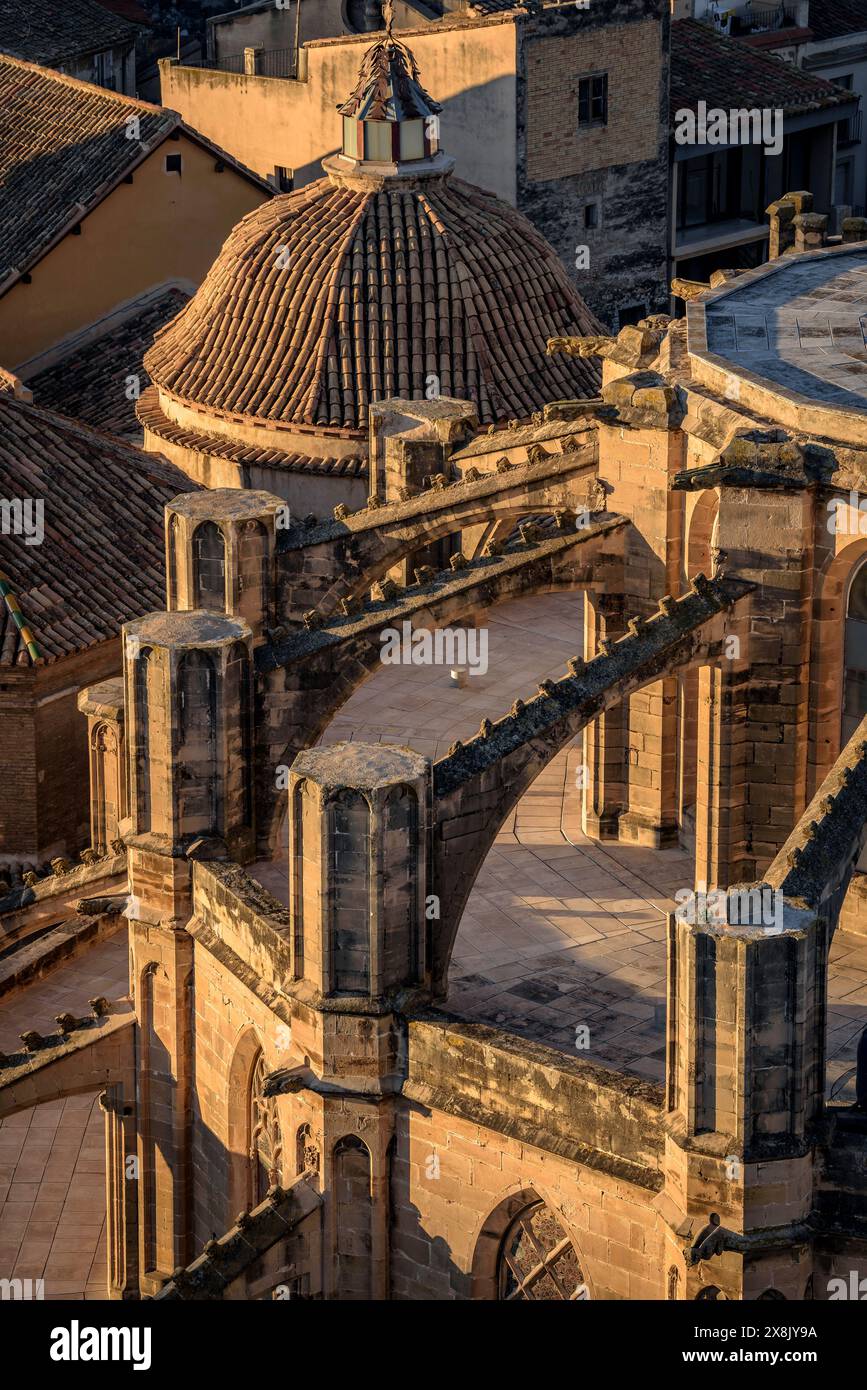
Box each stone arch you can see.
[90,721,120,854]
[167,512,180,609]
[249,1048,283,1206]
[226,1026,269,1219]
[811,535,867,791]
[328,790,372,995]
[430,619,726,990]
[333,1134,373,1299]
[176,649,218,836]
[226,641,253,835]
[192,520,226,612]
[260,537,616,855]
[470,1185,591,1301]
[295,1122,318,1176]
[237,518,270,630]
[281,447,596,624]
[757,1288,786,1300]
[695,1284,726,1300]
[132,646,155,831]
[680,490,720,847]
[382,783,420,984]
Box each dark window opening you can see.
[273,165,294,192]
[618,302,647,329]
[165,153,182,175]
[578,74,608,129]
[583,202,599,230]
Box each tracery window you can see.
[249,1050,282,1206]
[843,560,867,868]
[193,521,226,611]
[497,1200,588,1301]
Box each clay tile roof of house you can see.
[0,395,199,666]
[671,17,857,119]
[0,56,271,295]
[0,55,175,287]
[25,285,192,441]
[0,0,141,67]
[807,0,867,42]
[145,174,603,433]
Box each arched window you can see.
[134,648,154,831]
[291,779,312,980]
[844,560,867,868]
[497,1199,587,1301]
[226,643,252,834]
[91,723,119,853]
[177,650,217,834]
[667,1266,680,1301]
[333,1136,372,1299]
[382,785,419,983]
[757,1288,786,1300]
[193,521,226,612]
[238,519,269,629]
[167,514,180,609]
[696,1285,726,1300]
[295,1123,318,1175]
[249,1050,282,1206]
[329,791,371,994]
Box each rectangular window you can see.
[273,166,294,192]
[583,201,599,230]
[164,153,182,175]
[577,73,608,129]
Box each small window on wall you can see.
[273,166,294,192]
[583,201,600,230]
[578,73,608,129]
[165,153,182,175]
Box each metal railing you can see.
[185,47,297,80]
[703,2,799,37]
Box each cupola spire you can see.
[336,9,443,170]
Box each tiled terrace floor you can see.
[0,930,129,1299]
[253,591,867,1094]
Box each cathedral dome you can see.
[144,171,603,433]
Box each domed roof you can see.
[145,174,602,433]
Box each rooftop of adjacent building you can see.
[688,244,867,423]
[671,16,856,117]
[0,53,270,295]
[0,0,142,68]
[0,390,199,666]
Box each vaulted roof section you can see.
[145,175,603,432]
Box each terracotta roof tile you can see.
[0,0,140,66]
[26,286,191,439]
[0,396,199,665]
[807,0,867,41]
[135,385,367,477]
[146,174,602,431]
[672,18,856,118]
[0,54,176,286]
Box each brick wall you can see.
[517,3,671,329]
[525,21,661,183]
